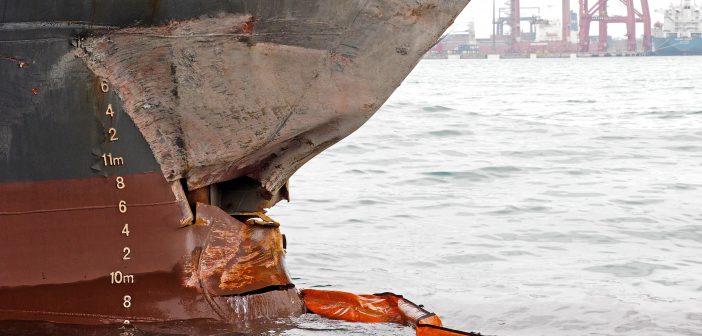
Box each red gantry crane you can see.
[490,0,652,55]
[578,0,652,53]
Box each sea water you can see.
[269,56,702,336]
[4,57,700,336]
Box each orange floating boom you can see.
[302,289,482,336]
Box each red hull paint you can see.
[0,172,300,324]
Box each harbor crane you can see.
[578,0,652,52]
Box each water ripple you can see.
[585,261,676,277]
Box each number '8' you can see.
[116,176,125,190]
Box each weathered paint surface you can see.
[77,0,469,201]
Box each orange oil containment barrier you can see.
[301,289,482,336]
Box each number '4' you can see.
[122,224,130,237]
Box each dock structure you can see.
[425,0,655,59]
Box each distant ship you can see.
[653,0,702,55]
[0,0,469,328]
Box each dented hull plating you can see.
[0,0,469,325]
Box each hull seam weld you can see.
[0,201,177,216]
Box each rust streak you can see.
[241,16,257,34]
[0,56,28,67]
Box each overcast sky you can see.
[451,0,678,38]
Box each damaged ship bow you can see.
[0,0,473,334]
